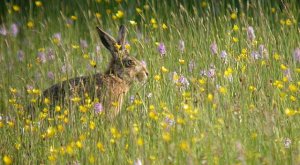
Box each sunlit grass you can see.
[0,0,299,164]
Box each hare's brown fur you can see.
[41,25,148,119]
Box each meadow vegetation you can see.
[0,0,299,164]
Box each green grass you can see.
[0,0,300,164]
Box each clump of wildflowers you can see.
[158,43,166,56]
[293,48,300,62]
[178,40,185,53]
[247,26,255,41]
[210,42,218,55]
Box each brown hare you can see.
[42,25,148,119]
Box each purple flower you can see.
[10,23,19,37]
[247,26,255,41]
[47,71,54,80]
[66,19,73,26]
[210,42,218,55]
[26,85,34,91]
[17,50,24,61]
[0,26,7,36]
[178,40,185,53]
[147,93,152,98]
[37,51,47,63]
[293,48,300,62]
[207,65,216,78]
[80,39,88,49]
[53,33,61,43]
[259,44,268,58]
[283,69,292,81]
[134,159,142,165]
[141,60,147,67]
[179,75,189,87]
[96,45,101,52]
[61,64,72,73]
[220,50,228,59]
[188,60,195,72]
[47,49,55,60]
[130,95,135,103]
[283,138,292,148]
[158,43,166,56]
[165,117,175,127]
[94,103,103,114]
[251,51,261,60]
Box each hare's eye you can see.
[124,60,134,67]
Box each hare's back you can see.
[42,73,103,103]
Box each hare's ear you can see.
[117,25,127,49]
[97,26,117,55]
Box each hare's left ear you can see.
[117,25,127,49]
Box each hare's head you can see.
[97,25,148,84]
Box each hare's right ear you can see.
[97,27,118,57]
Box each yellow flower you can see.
[90,60,97,67]
[290,95,297,102]
[201,1,207,8]
[179,140,189,152]
[116,10,124,18]
[289,84,298,92]
[35,1,42,7]
[89,121,95,130]
[44,98,50,105]
[218,86,227,94]
[72,44,80,49]
[230,12,237,20]
[79,106,87,113]
[150,18,156,24]
[285,108,296,117]
[137,137,143,146]
[207,93,213,101]
[149,111,158,120]
[286,19,292,26]
[9,87,17,94]
[71,15,77,21]
[249,85,257,92]
[232,37,239,43]
[27,21,34,28]
[224,67,233,77]
[95,12,102,18]
[179,59,185,64]
[71,97,81,102]
[46,127,56,138]
[13,5,20,12]
[271,8,276,13]
[97,142,106,152]
[152,24,158,29]
[161,66,168,73]
[129,20,137,26]
[273,53,281,60]
[162,132,171,142]
[136,8,142,14]
[3,155,12,165]
[76,141,83,148]
[280,64,288,70]
[114,43,121,50]
[125,43,131,50]
[55,106,61,112]
[154,75,161,81]
[89,155,95,164]
[233,24,239,31]
[162,23,167,29]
